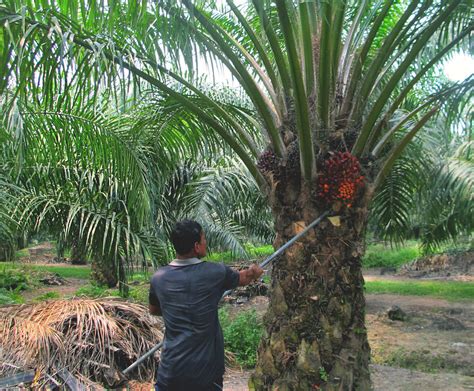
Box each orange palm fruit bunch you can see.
[316,151,364,206]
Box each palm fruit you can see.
[316,151,364,206]
[257,148,279,174]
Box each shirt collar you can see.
[169,257,204,266]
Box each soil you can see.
[20,242,64,264]
[21,277,88,301]
[11,242,90,302]
[223,364,474,391]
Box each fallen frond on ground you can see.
[0,299,163,388]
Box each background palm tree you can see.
[370,113,473,253]
[1,0,473,389]
[0,87,273,287]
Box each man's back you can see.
[150,260,239,389]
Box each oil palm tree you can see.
[1,0,473,388]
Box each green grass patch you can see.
[34,291,61,302]
[219,308,263,368]
[128,284,149,304]
[363,241,420,268]
[35,265,91,279]
[1,262,91,280]
[130,272,151,283]
[206,244,274,264]
[0,288,24,305]
[14,248,30,259]
[384,348,465,374]
[0,267,31,290]
[365,280,474,301]
[75,284,121,298]
[75,282,147,304]
[246,244,274,258]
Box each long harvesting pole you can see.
[122,210,331,375]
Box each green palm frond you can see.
[2,0,472,185]
[0,178,21,258]
[416,144,474,253]
[370,152,424,244]
[153,156,273,260]
[370,114,473,250]
[0,95,162,273]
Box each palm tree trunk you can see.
[70,239,87,265]
[250,184,372,390]
[91,256,118,288]
[71,239,87,265]
[0,244,14,262]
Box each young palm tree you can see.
[1,0,472,388]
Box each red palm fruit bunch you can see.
[316,151,364,207]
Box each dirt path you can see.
[21,277,88,301]
[371,364,474,391]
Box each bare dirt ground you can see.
[12,242,89,301]
[21,277,88,301]
[222,289,474,391]
[20,241,60,264]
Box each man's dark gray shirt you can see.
[149,259,240,388]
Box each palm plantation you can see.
[1,0,473,389]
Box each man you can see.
[149,219,264,391]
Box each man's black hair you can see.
[170,219,203,255]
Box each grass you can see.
[75,284,121,298]
[0,267,31,290]
[0,263,92,304]
[206,244,274,264]
[14,248,30,258]
[0,266,35,304]
[129,272,151,283]
[362,241,421,268]
[34,291,61,302]
[75,282,148,303]
[0,288,24,305]
[1,262,91,279]
[365,280,474,301]
[33,265,91,279]
[383,348,466,374]
[127,284,149,303]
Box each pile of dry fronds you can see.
[0,299,163,387]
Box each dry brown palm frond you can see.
[0,299,163,387]
[1,316,63,370]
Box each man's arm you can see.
[239,264,264,286]
[149,284,162,316]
